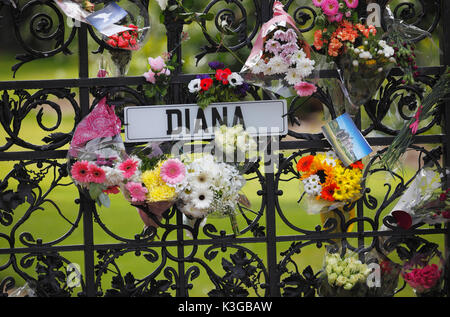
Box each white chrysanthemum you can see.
[101,166,124,187]
[304,182,321,196]
[228,72,244,86]
[325,158,336,167]
[295,58,315,78]
[251,59,268,74]
[290,49,307,66]
[284,68,302,85]
[359,51,372,59]
[266,55,289,74]
[306,174,321,185]
[188,78,201,93]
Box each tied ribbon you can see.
[409,105,423,135]
[243,1,311,67]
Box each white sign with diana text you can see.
[124,100,288,142]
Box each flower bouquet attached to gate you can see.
[188,61,250,109]
[121,144,186,229]
[296,151,363,232]
[312,0,396,116]
[318,248,373,297]
[176,153,247,236]
[68,97,126,207]
[400,243,445,297]
[240,1,317,98]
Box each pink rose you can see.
[148,56,166,72]
[143,70,156,84]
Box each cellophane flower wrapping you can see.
[318,248,374,297]
[120,142,181,229]
[365,249,402,297]
[385,167,446,229]
[67,97,126,207]
[240,1,317,98]
[400,245,445,296]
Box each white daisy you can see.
[191,186,214,210]
[284,68,302,85]
[295,58,315,78]
[267,55,289,74]
[306,174,321,185]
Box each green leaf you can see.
[98,193,111,208]
[168,4,179,11]
[89,184,103,200]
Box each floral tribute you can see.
[106,24,140,50]
[400,245,444,297]
[318,250,373,297]
[188,61,249,109]
[296,151,363,214]
[143,54,177,99]
[311,0,396,116]
[241,1,316,98]
[68,97,127,207]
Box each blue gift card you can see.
[321,113,373,166]
[86,2,128,32]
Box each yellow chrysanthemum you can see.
[147,185,176,202]
[141,168,164,191]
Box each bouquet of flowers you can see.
[400,244,445,296]
[241,1,316,98]
[68,97,126,207]
[318,249,373,297]
[121,146,186,229]
[175,154,246,235]
[312,0,396,116]
[142,54,177,99]
[384,167,449,230]
[188,61,250,109]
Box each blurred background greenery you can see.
[0,0,446,297]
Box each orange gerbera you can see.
[321,183,339,201]
[297,155,315,172]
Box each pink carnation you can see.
[71,161,91,183]
[160,159,186,185]
[125,182,148,203]
[322,0,339,16]
[294,81,317,97]
[118,158,140,179]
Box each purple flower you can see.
[196,74,210,80]
[235,82,249,97]
[208,61,225,70]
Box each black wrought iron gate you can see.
[0,0,449,298]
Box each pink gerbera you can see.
[322,0,339,16]
[294,81,317,97]
[344,0,359,9]
[88,164,106,184]
[160,159,186,185]
[125,182,148,203]
[118,158,139,179]
[71,161,91,183]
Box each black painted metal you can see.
[0,0,449,297]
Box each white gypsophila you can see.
[227,72,244,86]
[284,68,303,85]
[295,58,315,78]
[188,78,202,93]
[156,0,168,10]
[266,55,289,75]
[101,166,124,187]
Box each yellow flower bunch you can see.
[332,165,362,202]
[141,165,176,203]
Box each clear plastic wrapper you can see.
[67,97,126,207]
[240,1,317,98]
[384,168,448,230]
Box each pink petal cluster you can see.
[344,0,359,9]
[402,264,442,291]
[125,182,148,203]
[321,0,339,16]
[143,56,171,84]
[294,81,317,97]
[160,159,186,185]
